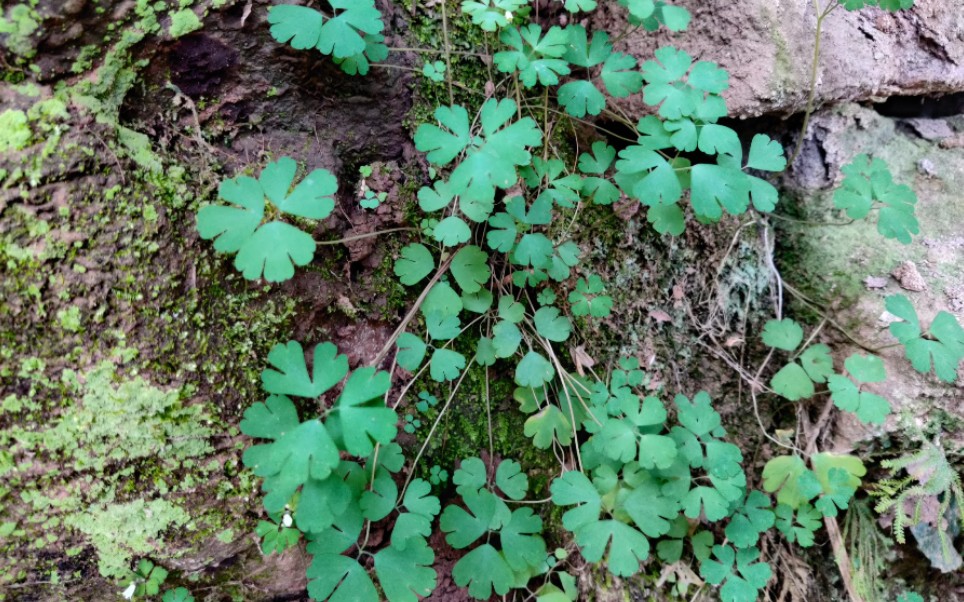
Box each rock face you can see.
[594,0,964,118]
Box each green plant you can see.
[185,0,958,600]
[195,157,337,282]
[161,587,195,602]
[872,437,964,564]
[128,559,168,597]
[886,294,964,384]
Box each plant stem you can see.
[316,227,415,246]
[440,1,454,104]
[397,364,472,502]
[789,0,839,167]
[372,256,454,367]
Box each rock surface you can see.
[594,0,964,118]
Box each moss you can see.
[168,8,202,39]
[0,3,41,58]
[778,104,964,310]
[0,109,31,151]
[69,499,191,579]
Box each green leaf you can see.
[578,141,616,175]
[375,538,437,602]
[422,60,446,82]
[396,333,427,372]
[515,351,555,388]
[601,52,643,97]
[747,134,787,171]
[452,544,514,599]
[619,0,656,20]
[762,455,820,509]
[558,80,607,118]
[430,348,466,382]
[623,481,679,537]
[827,374,891,424]
[564,0,597,11]
[724,491,774,548]
[239,222,316,282]
[461,0,526,31]
[462,289,493,313]
[534,306,572,342]
[500,507,547,570]
[418,180,455,212]
[422,282,463,317]
[551,470,601,531]
[267,5,325,50]
[775,503,821,547]
[499,295,526,323]
[770,362,815,401]
[306,554,378,601]
[451,245,490,293]
[319,0,385,59]
[844,353,886,382]
[426,312,461,341]
[196,176,263,253]
[197,160,330,281]
[335,368,395,457]
[403,478,440,518]
[690,163,752,220]
[682,486,729,521]
[391,513,431,551]
[494,25,571,88]
[655,3,692,31]
[698,124,742,160]
[614,145,682,205]
[637,434,678,469]
[415,104,471,165]
[513,233,555,268]
[453,457,488,496]
[646,203,685,236]
[240,394,300,440]
[441,489,509,548]
[296,475,351,533]
[576,520,650,577]
[524,405,572,448]
[244,419,341,511]
[492,320,523,358]
[433,216,472,247]
[262,157,339,219]
[162,588,195,602]
[673,391,722,440]
[813,467,857,517]
[700,545,772,602]
[495,459,529,500]
[569,274,613,317]
[256,518,300,554]
[761,318,803,351]
[597,418,637,462]
[334,34,389,76]
[834,155,919,243]
[360,467,398,521]
[886,294,964,383]
[268,0,384,59]
[799,344,834,383]
[395,243,435,285]
[306,502,364,555]
[641,47,696,119]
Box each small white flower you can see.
[505,10,513,20]
[122,583,136,600]
[282,512,293,528]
